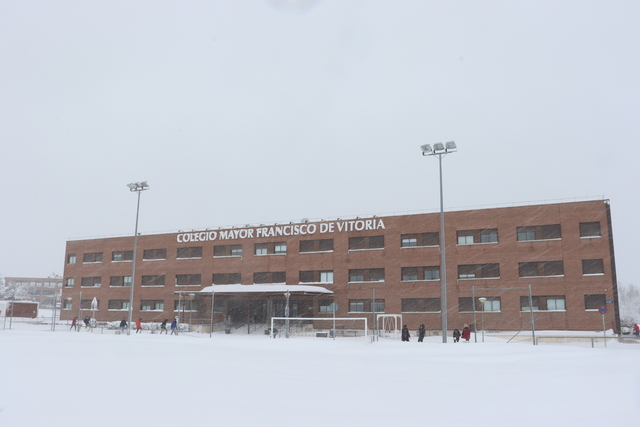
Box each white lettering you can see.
[275,227,283,237]
[209,231,217,241]
[328,223,334,233]
[247,229,254,238]
[320,223,328,233]
[337,222,346,232]
[365,220,373,230]
[355,220,365,231]
[239,229,248,239]
[307,224,317,234]
[377,219,386,229]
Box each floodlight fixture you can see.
[433,142,445,151]
[445,141,457,151]
[420,144,433,155]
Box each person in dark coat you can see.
[453,328,461,343]
[417,324,426,342]
[170,318,178,335]
[160,319,168,334]
[401,325,411,342]
[119,318,127,333]
[461,325,471,342]
[83,316,90,328]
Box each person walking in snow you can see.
[160,319,168,334]
[417,324,426,342]
[87,317,96,332]
[401,325,411,342]
[83,316,90,329]
[170,318,178,335]
[453,328,461,343]
[135,318,143,334]
[634,323,640,338]
[461,325,471,343]
[119,318,127,333]
[70,316,78,331]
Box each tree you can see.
[0,275,32,300]
[618,283,640,329]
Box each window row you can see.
[66,221,604,265]
[65,258,606,288]
[61,294,606,313]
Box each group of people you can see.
[118,318,179,334]
[401,324,472,343]
[69,316,96,332]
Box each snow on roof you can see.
[197,284,333,295]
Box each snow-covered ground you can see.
[1,320,638,427]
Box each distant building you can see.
[3,277,62,309]
[60,199,620,333]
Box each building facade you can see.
[60,199,620,333]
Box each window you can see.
[141,275,165,287]
[348,299,385,313]
[582,259,604,275]
[212,273,241,285]
[177,246,203,259]
[401,298,441,312]
[516,224,562,241]
[67,254,76,264]
[520,296,566,311]
[110,276,132,287]
[214,244,242,257]
[580,222,601,238]
[63,300,72,310]
[584,294,606,310]
[81,277,101,287]
[81,299,99,310]
[401,267,440,281]
[141,300,164,311]
[65,278,74,287]
[457,264,500,279]
[348,268,384,282]
[318,300,334,314]
[112,251,133,262]
[299,271,334,284]
[108,300,131,310]
[82,252,103,263]
[143,249,166,260]
[518,261,564,277]
[458,297,501,312]
[299,239,334,253]
[176,274,201,286]
[348,235,384,250]
[457,229,498,245]
[401,233,439,247]
[253,272,286,284]
[254,242,287,256]
[174,300,196,312]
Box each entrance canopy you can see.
[197,284,333,296]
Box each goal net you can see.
[270,317,369,340]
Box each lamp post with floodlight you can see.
[420,141,457,343]
[126,181,149,336]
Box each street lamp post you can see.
[284,290,291,338]
[126,181,149,336]
[479,297,487,343]
[421,141,457,343]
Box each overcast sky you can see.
[1,1,638,286]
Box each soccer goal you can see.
[270,317,369,340]
[377,314,402,339]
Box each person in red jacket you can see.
[135,318,143,334]
[461,325,471,342]
[70,316,78,331]
[633,323,640,338]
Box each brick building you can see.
[60,199,620,333]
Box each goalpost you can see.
[270,317,368,341]
[377,314,402,339]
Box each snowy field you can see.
[1,321,639,427]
